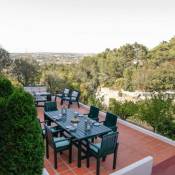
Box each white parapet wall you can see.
[110,156,153,175]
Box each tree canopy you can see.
[0,47,11,72]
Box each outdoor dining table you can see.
[44,109,112,168]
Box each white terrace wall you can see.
[97,87,175,106]
[110,156,153,175]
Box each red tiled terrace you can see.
[38,100,175,175]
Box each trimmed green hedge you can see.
[0,76,44,175]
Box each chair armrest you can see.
[54,137,72,143]
[39,120,49,124]
[39,120,45,124]
[99,120,105,123]
[89,143,100,151]
[52,129,62,132]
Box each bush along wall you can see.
[108,94,175,140]
[0,76,44,175]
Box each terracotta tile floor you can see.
[37,100,175,175]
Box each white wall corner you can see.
[43,168,49,175]
[110,156,153,175]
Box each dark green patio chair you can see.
[44,101,57,125]
[85,106,99,121]
[61,90,80,108]
[102,112,118,132]
[38,119,61,139]
[45,124,72,169]
[86,132,119,175]
[55,88,70,101]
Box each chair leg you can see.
[96,158,100,175]
[113,143,119,169]
[102,156,106,162]
[77,102,80,108]
[91,138,94,143]
[69,143,72,163]
[68,102,70,108]
[87,154,90,168]
[86,142,90,168]
[46,140,49,159]
[54,149,57,169]
[60,99,63,105]
[48,120,51,126]
[77,141,82,167]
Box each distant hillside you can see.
[10,52,94,65]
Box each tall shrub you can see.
[0,77,44,175]
[109,98,137,120]
[0,76,13,97]
[138,94,175,139]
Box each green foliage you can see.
[0,76,13,97]
[109,98,137,120]
[145,63,175,91]
[109,95,175,139]
[0,77,44,175]
[12,58,41,86]
[0,47,11,72]
[87,94,104,110]
[108,98,121,115]
[138,94,175,139]
[148,37,175,65]
[43,72,69,93]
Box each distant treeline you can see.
[0,36,175,105]
[41,37,175,105]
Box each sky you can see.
[0,0,175,53]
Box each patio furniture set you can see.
[39,94,119,175]
[24,86,80,108]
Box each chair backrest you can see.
[88,106,99,120]
[24,86,47,94]
[104,112,118,131]
[71,90,80,101]
[63,88,70,96]
[44,124,55,148]
[100,132,118,156]
[44,101,57,112]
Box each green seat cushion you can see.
[51,127,59,133]
[42,126,60,135]
[54,137,70,149]
[42,129,45,135]
[90,143,101,153]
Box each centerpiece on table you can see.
[71,113,80,123]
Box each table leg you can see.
[78,140,82,168]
